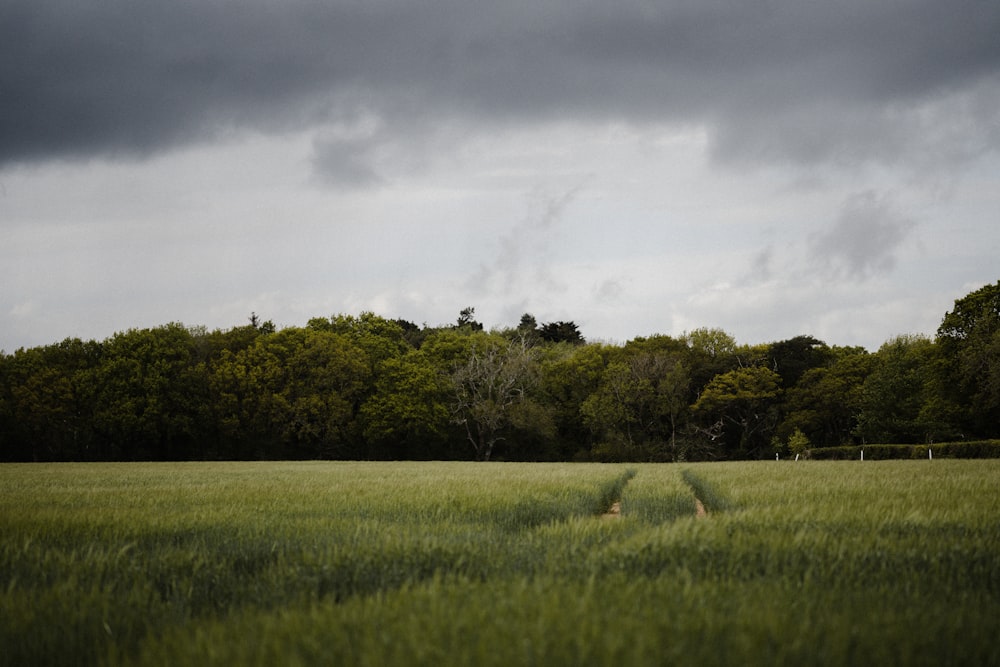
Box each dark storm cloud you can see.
[4,0,999,167]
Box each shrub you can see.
[807,440,1000,460]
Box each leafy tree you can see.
[360,351,450,458]
[581,361,640,453]
[767,335,832,388]
[208,327,371,459]
[394,318,426,348]
[518,313,539,334]
[658,358,692,459]
[936,280,1000,436]
[208,347,272,458]
[456,307,484,331]
[311,313,411,369]
[537,342,611,459]
[855,335,944,444]
[581,349,691,461]
[2,338,102,461]
[91,324,208,460]
[692,365,783,458]
[539,321,584,345]
[192,323,269,360]
[787,428,810,456]
[683,328,739,398]
[777,348,874,446]
[685,327,737,359]
[269,328,370,458]
[420,328,481,369]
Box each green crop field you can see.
[1,461,998,666]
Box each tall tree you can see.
[449,333,538,460]
[580,346,691,461]
[767,335,832,389]
[855,335,945,444]
[539,321,585,345]
[360,351,450,458]
[692,365,783,458]
[92,324,207,460]
[683,328,739,399]
[936,280,1000,436]
[2,338,102,461]
[456,307,484,331]
[777,348,874,446]
[538,342,611,459]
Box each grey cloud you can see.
[594,278,625,303]
[809,191,916,280]
[469,186,580,296]
[748,245,774,283]
[311,134,386,188]
[3,0,1000,169]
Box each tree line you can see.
[2,281,998,462]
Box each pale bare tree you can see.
[450,335,538,460]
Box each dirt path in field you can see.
[601,498,707,519]
[599,471,708,520]
[694,497,708,518]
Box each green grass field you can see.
[2,460,998,666]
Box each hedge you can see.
[807,440,1000,460]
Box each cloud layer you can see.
[5,0,999,172]
[3,1,999,352]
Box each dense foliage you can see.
[3,282,1000,461]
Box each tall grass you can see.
[0,462,630,666]
[2,460,998,666]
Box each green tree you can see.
[581,360,641,455]
[777,348,874,446]
[581,348,691,461]
[92,324,208,460]
[420,328,481,369]
[310,313,411,369]
[537,342,611,459]
[360,351,450,458]
[539,321,585,345]
[855,335,944,444]
[456,307,484,331]
[936,280,1000,436]
[767,335,832,388]
[683,328,739,399]
[208,327,371,459]
[2,338,102,461]
[692,365,783,458]
[518,313,538,332]
[272,328,370,458]
[208,347,273,458]
[786,428,810,456]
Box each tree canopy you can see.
[3,283,999,462]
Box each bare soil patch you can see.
[694,498,708,518]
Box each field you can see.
[1,460,998,666]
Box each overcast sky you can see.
[3,0,999,353]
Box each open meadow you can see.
[2,460,998,666]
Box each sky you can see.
[2,0,999,353]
